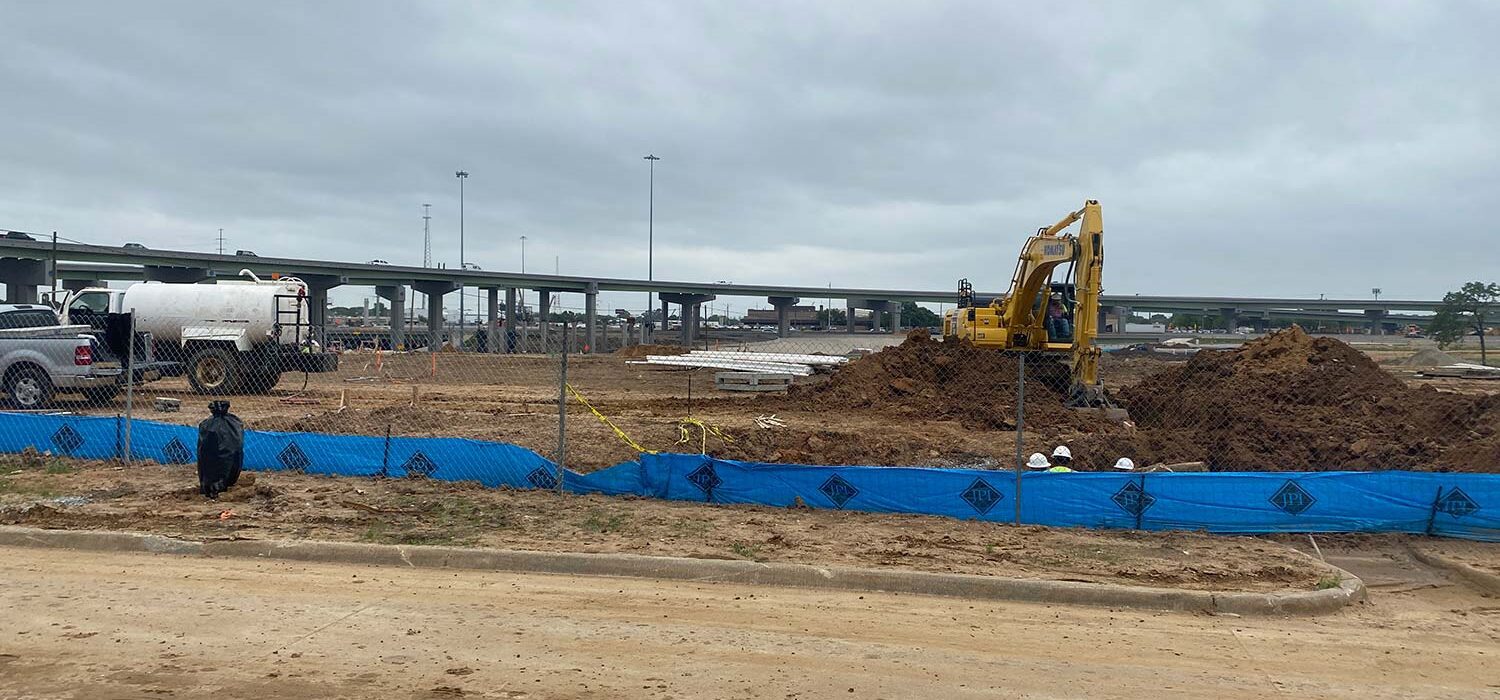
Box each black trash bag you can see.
[197,400,245,499]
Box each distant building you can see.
[744,305,819,327]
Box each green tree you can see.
[1429,281,1499,365]
[816,307,847,327]
[899,301,941,328]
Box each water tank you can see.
[120,275,311,347]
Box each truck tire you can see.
[6,366,53,409]
[242,370,281,394]
[83,386,121,406]
[187,347,241,394]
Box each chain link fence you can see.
[1,296,1496,514]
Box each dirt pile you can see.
[613,343,689,358]
[1396,348,1462,368]
[1109,326,1500,471]
[781,329,1094,431]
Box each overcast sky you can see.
[3,1,1496,312]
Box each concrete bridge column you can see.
[295,274,346,346]
[375,284,406,350]
[485,288,499,353]
[503,288,518,353]
[584,282,599,353]
[414,281,459,349]
[846,298,891,333]
[0,258,46,304]
[537,290,552,354]
[889,301,902,334]
[1365,309,1389,335]
[768,296,799,338]
[845,301,856,334]
[659,292,715,347]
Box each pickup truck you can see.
[0,304,180,409]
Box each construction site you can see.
[33,323,1492,474]
[5,4,1500,697]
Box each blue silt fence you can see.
[1,413,1495,542]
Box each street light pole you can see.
[455,170,468,350]
[644,154,659,343]
[520,235,527,274]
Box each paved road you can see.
[1,545,1496,699]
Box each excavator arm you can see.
[1069,201,1105,404]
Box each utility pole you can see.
[644,154,659,342]
[455,170,468,350]
[217,228,224,256]
[422,203,432,268]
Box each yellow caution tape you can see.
[676,418,735,454]
[565,384,656,454]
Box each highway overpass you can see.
[0,235,1441,351]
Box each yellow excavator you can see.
[942,199,1108,407]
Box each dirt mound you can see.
[1112,326,1500,471]
[781,328,1095,431]
[1396,348,1462,368]
[613,343,689,358]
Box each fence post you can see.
[1425,485,1444,535]
[556,324,569,493]
[380,424,391,479]
[1134,472,1147,530]
[123,308,136,464]
[1013,354,1026,525]
[114,413,122,461]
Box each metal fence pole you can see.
[556,324,569,493]
[124,308,136,464]
[1013,353,1025,525]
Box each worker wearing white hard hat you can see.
[1050,445,1073,469]
[1026,453,1051,470]
[1112,457,1136,471]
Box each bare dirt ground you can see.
[2,543,1497,699]
[1418,539,1500,577]
[0,456,1331,592]
[54,329,1499,472]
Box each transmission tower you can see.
[422,204,432,268]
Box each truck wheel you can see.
[83,386,121,406]
[187,348,241,394]
[242,371,282,394]
[6,366,53,409]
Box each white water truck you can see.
[53,270,339,393]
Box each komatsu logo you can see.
[1043,242,1066,256]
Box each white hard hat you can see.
[1026,453,1051,469]
[1051,445,1072,459]
[1112,457,1136,471]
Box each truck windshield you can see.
[71,292,112,313]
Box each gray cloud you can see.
[2,1,1495,313]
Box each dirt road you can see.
[2,546,1496,699]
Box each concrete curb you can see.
[0,525,203,556]
[0,525,1364,616]
[1409,545,1500,596]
